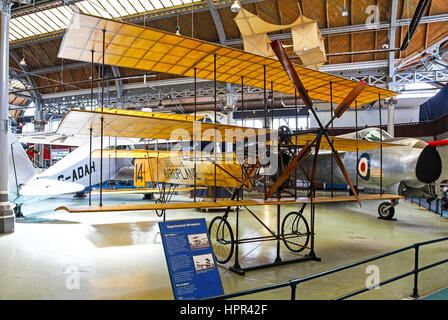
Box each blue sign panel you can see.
[159,218,224,300]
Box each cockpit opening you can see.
[361,128,393,142]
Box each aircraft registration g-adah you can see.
[291,127,442,219]
[9,132,136,215]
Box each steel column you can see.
[0,0,14,233]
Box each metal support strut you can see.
[0,0,15,234]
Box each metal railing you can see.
[407,197,447,218]
[208,237,448,300]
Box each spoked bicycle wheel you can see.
[281,211,310,253]
[208,216,234,264]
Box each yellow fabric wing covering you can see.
[91,149,240,162]
[58,13,396,106]
[97,107,205,122]
[56,109,272,142]
[292,134,401,152]
[133,157,253,188]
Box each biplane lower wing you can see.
[291,134,401,152]
[89,186,206,195]
[55,194,403,213]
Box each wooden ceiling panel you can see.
[10,0,448,97]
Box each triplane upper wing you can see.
[58,13,396,106]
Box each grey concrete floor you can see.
[0,192,447,300]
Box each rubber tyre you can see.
[281,211,310,253]
[378,201,395,220]
[208,216,234,264]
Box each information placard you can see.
[159,218,224,300]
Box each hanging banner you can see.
[159,218,224,300]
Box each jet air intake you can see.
[416,146,442,184]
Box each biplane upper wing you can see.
[91,149,239,161]
[18,134,88,147]
[58,13,396,107]
[56,108,271,142]
[292,134,401,152]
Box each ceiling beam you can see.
[226,13,448,46]
[8,8,448,50]
[206,0,227,45]
[389,0,398,79]
[9,50,42,110]
[11,61,89,79]
[400,0,432,51]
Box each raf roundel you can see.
[358,153,370,180]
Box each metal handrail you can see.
[207,236,448,300]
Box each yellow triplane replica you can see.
[55,13,401,274]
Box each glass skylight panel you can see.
[131,0,147,13]
[75,2,94,15]
[159,0,174,7]
[140,0,155,11]
[30,12,54,32]
[120,0,138,15]
[25,14,52,34]
[81,1,102,16]
[9,0,195,41]
[85,1,113,18]
[55,6,73,22]
[46,9,67,29]
[18,18,38,37]
[109,0,130,16]
[9,80,26,90]
[152,0,167,9]
[50,7,70,25]
[10,19,33,38]
[98,0,121,18]
[15,16,41,36]
[9,32,18,41]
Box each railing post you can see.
[412,245,420,298]
[290,282,297,300]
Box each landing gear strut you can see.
[14,205,23,218]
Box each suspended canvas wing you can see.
[57,13,396,106]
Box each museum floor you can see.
[0,192,447,300]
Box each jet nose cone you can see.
[416,146,442,183]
